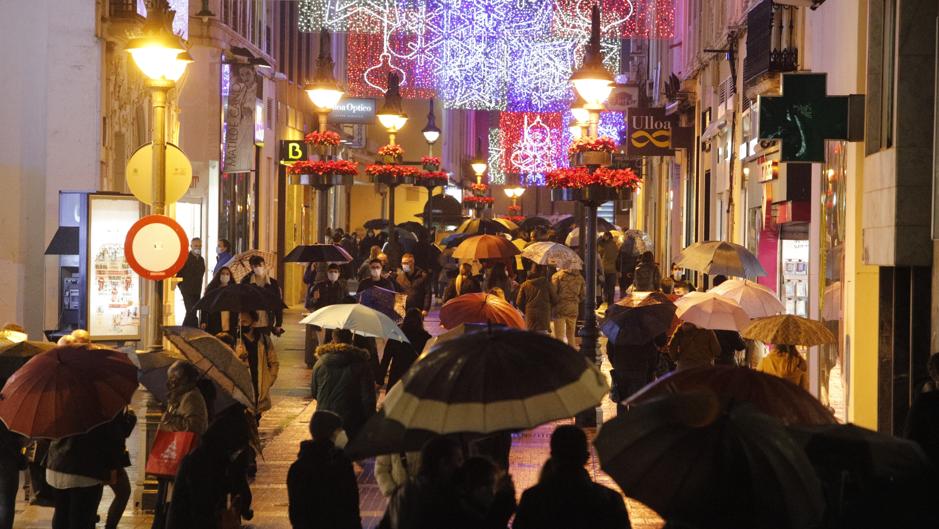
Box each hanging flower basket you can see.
[572,150,614,167]
[288,160,358,188]
[421,156,441,171]
[463,195,494,209]
[366,164,420,186]
[417,170,449,188]
[568,136,617,167]
[305,131,341,158]
[546,167,640,204]
[378,144,404,164]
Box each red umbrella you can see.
[439,293,527,330]
[452,234,521,261]
[626,365,836,426]
[0,345,138,439]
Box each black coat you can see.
[513,463,631,529]
[714,330,746,366]
[386,326,432,388]
[45,415,126,482]
[380,476,465,529]
[240,273,284,327]
[165,444,247,529]
[287,440,362,529]
[307,279,350,311]
[397,268,432,312]
[310,344,377,439]
[177,252,206,299]
[442,275,482,303]
[356,276,400,294]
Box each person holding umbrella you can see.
[236,312,279,414]
[515,265,558,334]
[666,322,721,371]
[200,266,237,336]
[240,255,285,337]
[304,264,350,368]
[311,329,377,441]
[756,344,809,390]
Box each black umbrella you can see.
[600,295,676,345]
[193,283,286,314]
[455,218,511,235]
[344,409,439,460]
[441,233,470,249]
[381,329,609,434]
[364,218,390,230]
[789,423,929,481]
[397,221,429,241]
[553,216,618,243]
[283,244,353,263]
[517,216,552,233]
[594,391,824,529]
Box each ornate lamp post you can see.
[570,94,591,140]
[418,99,444,229]
[422,98,441,156]
[126,0,191,348]
[375,73,409,266]
[466,143,490,218]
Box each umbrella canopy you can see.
[0,338,56,386]
[601,295,676,345]
[452,234,521,261]
[391,227,419,242]
[742,314,835,346]
[221,250,277,283]
[517,216,552,232]
[456,218,512,236]
[620,229,653,254]
[163,326,256,411]
[357,286,406,321]
[674,292,751,331]
[419,322,493,356]
[364,218,389,230]
[128,349,242,415]
[520,241,583,270]
[344,409,439,460]
[789,423,929,481]
[283,244,353,264]
[564,228,623,248]
[708,279,784,318]
[0,345,138,439]
[626,365,836,425]
[300,303,409,342]
[492,218,519,231]
[397,221,429,241]
[595,391,824,529]
[439,293,526,330]
[193,283,286,314]
[676,241,766,277]
[553,216,618,237]
[382,329,608,434]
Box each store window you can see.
[819,140,847,420]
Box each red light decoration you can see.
[346,32,436,99]
[499,112,567,175]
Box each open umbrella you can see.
[419,322,493,355]
[193,282,286,314]
[455,218,512,235]
[382,329,608,434]
[0,337,55,383]
[676,241,766,277]
[520,241,583,270]
[357,285,406,321]
[163,326,256,411]
[364,218,389,230]
[708,279,784,318]
[344,409,439,460]
[742,314,835,346]
[601,295,676,345]
[626,365,836,425]
[553,216,618,238]
[621,229,653,253]
[674,292,751,331]
[517,216,552,232]
[283,244,353,264]
[595,391,824,529]
[0,345,138,439]
[222,250,278,283]
[439,293,526,330]
[397,221,428,241]
[127,348,242,415]
[564,228,623,248]
[492,218,519,231]
[300,303,409,343]
[452,234,520,261]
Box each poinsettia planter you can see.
[381,154,401,164]
[298,173,354,189]
[371,173,416,187]
[572,150,613,167]
[551,185,631,204]
[311,145,338,158]
[422,163,440,171]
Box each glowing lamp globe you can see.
[571,94,591,124]
[571,64,615,108]
[471,161,487,175]
[305,84,344,110]
[126,34,187,82]
[394,114,408,130]
[423,130,440,144]
[377,112,401,130]
[165,51,194,82]
[569,125,584,139]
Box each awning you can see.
[700,118,727,142]
[45,226,79,255]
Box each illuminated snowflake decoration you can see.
[487,128,506,185]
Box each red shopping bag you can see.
[145,430,196,477]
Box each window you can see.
[881,0,896,148]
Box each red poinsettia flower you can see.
[366,164,421,180]
[378,144,405,158]
[304,130,341,147]
[463,195,494,204]
[568,136,618,155]
[288,159,359,176]
[507,204,522,214]
[421,156,441,166]
[418,170,449,182]
[545,166,641,190]
[470,182,489,193]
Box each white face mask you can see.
[370,268,382,279]
[220,274,231,285]
[402,264,412,273]
[327,272,339,282]
[253,266,266,276]
[192,247,201,256]
[333,429,349,449]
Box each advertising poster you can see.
[222,63,259,173]
[88,195,142,340]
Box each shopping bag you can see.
[145,430,196,477]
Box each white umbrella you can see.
[521,241,583,269]
[563,228,623,248]
[708,279,784,319]
[675,292,751,331]
[300,304,409,343]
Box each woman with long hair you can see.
[199,266,236,335]
[756,344,809,390]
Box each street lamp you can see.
[570,93,590,140]
[377,73,407,145]
[305,29,344,133]
[570,5,613,139]
[504,186,525,209]
[422,98,441,156]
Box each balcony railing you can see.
[743,0,798,83]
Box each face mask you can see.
[217,247,225,255]
[333,430,349,449]
[402,264,412,273]
[370,269,382,279]
[220,274,231,285]
[327,272,339,282]
[253,266,266,276]
[192,248,201,256]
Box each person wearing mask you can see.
[287,411,361,529]
[443,263,482,303]
[483,262,516,303]
[358,245,382,281]
[598,232,619,306]
[632,251,661,292]
[200,266,236,336]
[240,255,285,337]
[514,426,630,529]
[214,239,233,276]
[666,322,721,371]
[397,253,432,315]
[176,238,206,328]
[356,258,400,294]
[551,267,585,346]
[304,264,349,368]
[516,265,558,334]
[0,402,24,529]
[379,436,465,529]
[756,344,809,390]
[385,309,432,389]
[310,329,376,441]
[236,311,279,414]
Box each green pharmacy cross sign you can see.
[758,73,852,163]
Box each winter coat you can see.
[287,439,362,529]
[632,262,661,292]
[514,462,631,529]
[397,268,432,312]
[177,252,206,299]
[240,273,284,328]
[213,251,233,276]
[159,386,208,436]
[666,326,720,371]
[45,415,126,483]
[552,270,585,318]
[606,341,660,400]
[598,237,619,275]
[307,279,350,311]
[443,275,482,303]
[756,349,809,390]
[379,475,465,529]
[386,327,431,388]
[516,276,558,332]
[311,344,377,439]
[237,332,279,412]
[165,443,246,529]
[375,452,421,497]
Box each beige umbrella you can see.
[676,241,766,277]
[709,279,784,318]
[742,315,835,346]
[221,249,278,283]
[675,293,751,331]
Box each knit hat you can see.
[309,410,343,440]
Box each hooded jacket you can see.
[514,461,631,529]
[287,439,362,529]
[756,349,809,390]
[551,270,585,319]
[311,344,377,439]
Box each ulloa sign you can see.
[627,107,674,156]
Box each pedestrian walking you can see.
[397,253,432,315]
[616,238,638,296]
[514,426,631,529]
[0,418,24,529]
[304,263,350,367]
[214,239,233,276]
[358,246,382,280]
[236,311,279,413]
[199,266,237,335]
[598,232,619,305]
[385,308,432,389]
[632,251,661,292]
[105,410,136,529]
[483,262,516,303]
[551,267,585,345]
[357,258,401,293]
[516,265,558,333]
[287,411,362,529]
[443,263,482,303]
[666,322,721,371]
[453,456,517,529]
[379,436,465,529]
[240,255,285,337]
[756,344,809,390]
[376,450,421,497]
[310,329,377,441]
[177,237,206,328]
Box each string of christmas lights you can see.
[487,128,506,185]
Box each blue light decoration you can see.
[487,128,506,185]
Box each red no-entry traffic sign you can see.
[124,215,189,280]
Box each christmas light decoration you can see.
[346,32,436,98]
[500,112,566,176]
[487,128,506,185]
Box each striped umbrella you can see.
[676,240,766,277]
[742,314,835,346]
[382,329,608,434]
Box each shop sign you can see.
[279,140,308,164]
[759,160,779,183]
[327,98,377,124]
[626,107,694,157]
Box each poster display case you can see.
[87,194,142,340]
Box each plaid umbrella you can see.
[221,250,278,283]
[742,314,835,346]
[163,326,256,411]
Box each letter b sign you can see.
[279,140,308,163]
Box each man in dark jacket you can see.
[632,251,661,292]
[514,426,631,529]
[397,253,432,315]
[356,259,400,294]
[177,237,206,327]
[287,411,361,529]
[240,255,285,336]
[304,264,350,367]
[310,329,377,440]
[380,436,465,529]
